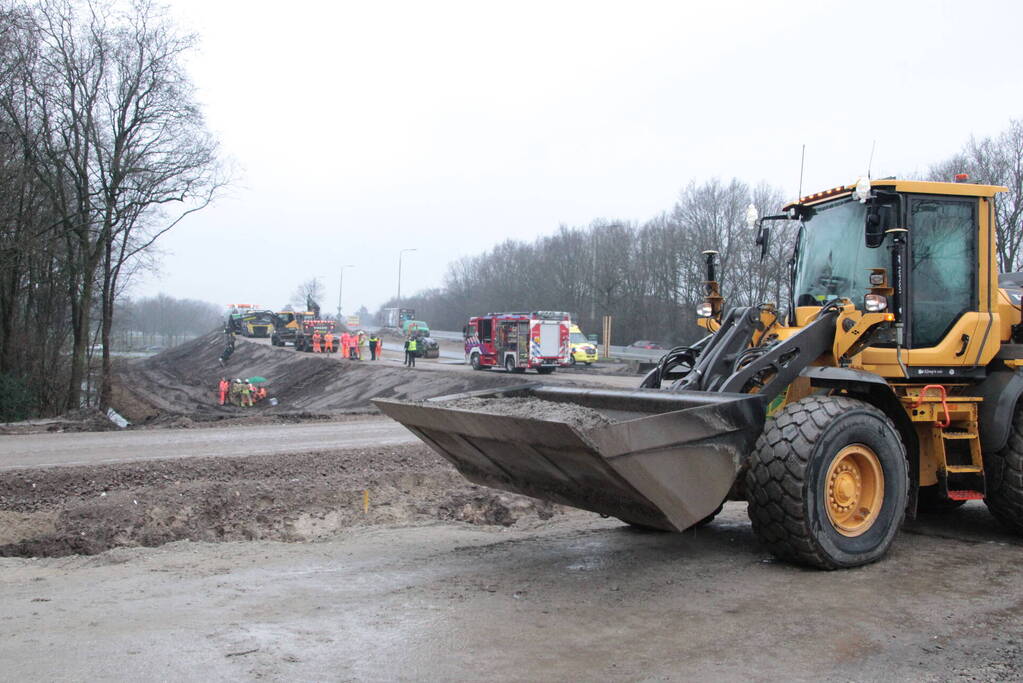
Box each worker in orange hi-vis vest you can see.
[312,331,322,353]
[340,331,350,359]
[324,331,335,353]
[376,337,383,360]
[218,378,229,405]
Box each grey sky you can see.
[136,0,1023,318]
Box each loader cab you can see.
[789,180,1004,375]
[792,197,890,310]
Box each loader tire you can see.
[983,404,1023,534]
[746,396,908,570]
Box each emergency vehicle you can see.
[464,311,571,374]
[294,319,338,353]
[272,313,337,352]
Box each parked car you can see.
[629,340,665,350]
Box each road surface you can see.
[0,418,417,470]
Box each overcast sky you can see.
[135,0,1023,318]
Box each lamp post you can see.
[336,264,355,322]
[397,248,416,310]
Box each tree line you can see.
[111,294,222,349]
[0,0,221,418]
[381,118,1023,346]
[380,179,796,345]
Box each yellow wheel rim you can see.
[824,444,884,537]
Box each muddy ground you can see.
[0,442,562,557]
[441,395,614,428]
[2,501,1022,681]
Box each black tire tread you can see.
[984,405,1023,533]
[746,395,905,569]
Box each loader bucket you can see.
[374,385,765,531]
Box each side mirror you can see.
[865,204,892,248]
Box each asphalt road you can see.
[0,418,417,470]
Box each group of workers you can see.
[309,330,383,360]
[217,377,267,407]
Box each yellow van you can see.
[569,325,598,365]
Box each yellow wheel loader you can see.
[375,178,1023,569]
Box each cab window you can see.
[909,198,975,348]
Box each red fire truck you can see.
[464,311,571,374]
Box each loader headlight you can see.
[696,302,713,318]
[864,294,888,312]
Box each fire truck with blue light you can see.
[464,311,571,374]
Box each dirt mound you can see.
[0,444,563,557]
[111,332,523,426]
[441,396,614,429]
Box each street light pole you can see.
[397,248,416,311]
[336,264,355,322]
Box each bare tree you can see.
[292,277,324,312]
[0,0,222,410]
[93,0,223,407]
[930,119,1023,273]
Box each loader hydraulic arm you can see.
[674,305,841,407]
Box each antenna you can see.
[797,144,806,199]
[867,139,876,179]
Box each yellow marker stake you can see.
[363,489,369,514]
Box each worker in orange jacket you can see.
[312,331,322,353]
[218,378,229,405]
[340,332,350,359]
[324,331,335,353]
[376,337,383,360]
